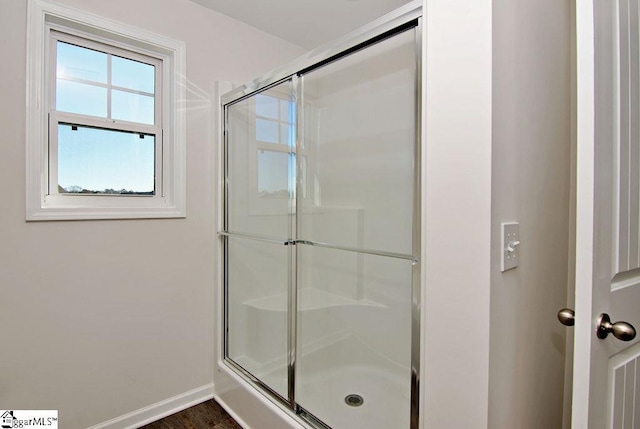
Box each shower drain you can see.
[344,394,364,407]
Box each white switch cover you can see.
[501,222,520,272]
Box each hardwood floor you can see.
[140,399,242,429]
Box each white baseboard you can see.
[89,383,215,429]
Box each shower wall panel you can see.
[299,30,415,256]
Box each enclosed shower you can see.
[219,4,421,428]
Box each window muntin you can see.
[49,32,161,196]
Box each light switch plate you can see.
[501,222,520,272]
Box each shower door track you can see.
[220,2,423,428]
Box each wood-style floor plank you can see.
[140,399,242,429]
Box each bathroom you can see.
[2,0,589,428]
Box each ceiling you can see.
[190,0,411,50]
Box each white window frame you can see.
[49,31,163,198]
[26,0,186,220]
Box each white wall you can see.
[489,0,572,428]
[421,0,493,427]
[0,1,304,428]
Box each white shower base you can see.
[296,361,410,429]
[235,334,410,429]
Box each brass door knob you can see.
[557,308,575,327]
[597,313,637,341]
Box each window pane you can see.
[256,118,279,144]
[279,99,291,121]
[56,41,107,83]
[56,80,107,117]
[112,90,155,125]
[258,150,290,198]
[280,123,291,146]
[57,124,155,194]
[255,94,279,119]
[112,56,155,94]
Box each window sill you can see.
[26,195,185,221]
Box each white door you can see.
[574,0,640,427]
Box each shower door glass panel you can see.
[296,28,417,429]
[296,245,414,429]
[225,79,295,401]
[227,80,295,239]
[226,236,289,398]
[298,29,416,256]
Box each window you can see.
[51,33,160,196]
[26,0,186,220]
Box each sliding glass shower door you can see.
[222,20,419,429]
[224,80,295,401]
[295,28,417,429]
